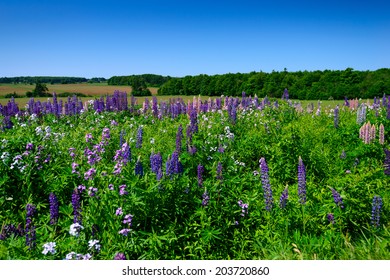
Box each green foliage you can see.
[0,97,389,260]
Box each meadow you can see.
[0,92,389,260]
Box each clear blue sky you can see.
[0,0,389,78]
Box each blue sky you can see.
[0,0,389,78]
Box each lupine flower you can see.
[123,214,133,226]
[119,185,128,196]
[259,157,273,211]
[334,105,339,128]
[330,188,344,208]
[85,133,93,143]
[88,187,98,197]
[136,126,143,149]
[279,187,289,209]
[385,149,390,176]
[371,195,383,228]
[238,200,249,216]
[119,228,131,236]
[72,189,82,224]
[108,184,114,190]
[69,223,84,237]
[327,213,335,224]
[135,158,144,176]
[197,164,204,187]
[101,128,110,143]
[114,253,126,260]
[216,162,223,181]
[26,143,33,150]
[115,207,123,216]
[379,124,385,145]
[340,150,346,159]
[150,152,162,174]
[25,204,36,249]
[176,124,183,153]
[71,162,79,174]
[84,168,96,180]
[202,191,210,206]
[88,239,101,252]
[42,242,56,255]
[297,157,306,205]
[49,193,59,225]
[78,184,86,191]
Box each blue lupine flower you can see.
[49,193,59,225]
[259,157,273,211]
[297,157,306,205]
[279,187,288,209]
[331,188,344,208]
[371,195,383,228]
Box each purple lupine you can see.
[26,143,34,150]
[327,213,335,224]
[119,130,125,148]
[85,133,93,143]
[330,188,344,208]
[385,149,390,176]
[150,152,163,180]
[135,158,144,176]
[202,191,210,206]
[114,253,126,260]
[136,126,143,149]
[0,224,24,240]
[49,193,59,225]
[334,105,339,128]
[119,185,128,196]
[371,195,383,228]
[379,124,385,145]
[197,164,204,187]
[101,127,110,144]
[123,214,133,226]
[279,187,289,209]
[216,162,223,181]
[119,228,131,236]
[115,207,123,216]
[297,156,307,205]
[344,97,349,107]
[238,200,249,216]
[84,168,96,180]
[88,187,98,197]
[72,189,82,224]
[176,124,183,153]
[259,157,273,211]
[25,204,36,249]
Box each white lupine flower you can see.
[42,242,56,255]
[69,223,84,237]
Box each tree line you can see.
[107,74,172,87]
[0,76,93,84]
[157,68,390,99]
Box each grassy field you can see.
[0,83,159,97]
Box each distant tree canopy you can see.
[26,82,50,97]
[157,68,390,100]
[0,76,89,84]
[107,74,172,87]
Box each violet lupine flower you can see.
[119,185,128,196]
[135,158,143,176]
[119,228,131,236]
[202,191,210,206]
[71,162,79,174]
[119,130,125,148]
[334,105,339,128]
[327,213,335,224]
[297,156,307,205]
[216,162,223,181]
[197,164,204,187]
[72,189,82,224]
[0,224,24,240]
[114,253,126,260]
[279,187,289,209]
[108,184,114,191]
[385,149,390,176]
[123,214,133,226]
[371,195,383,228]
[69,147,76,159]
[85,133,93,143]
[330,188,344,209]
[49,193,59,225]
[115,207,123,216]
[26,143,33,150]
[84,168,96,180]
[136,126,143,149]
[88,187,98,197]
[101,127,110,144]
[78,185,86,192]
[176,124,183,153]
[259,157,273,211]
[25,204,36,249]
[238,200,249,216]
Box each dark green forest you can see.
[107,74,172,87]
[157,68,390,99]
[0,76,93,84]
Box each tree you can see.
[26,82,50,97]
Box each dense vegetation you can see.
[0,76,91,85]
[0,92,389,260]
[108,74,172,87]
[158,68,390,99]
